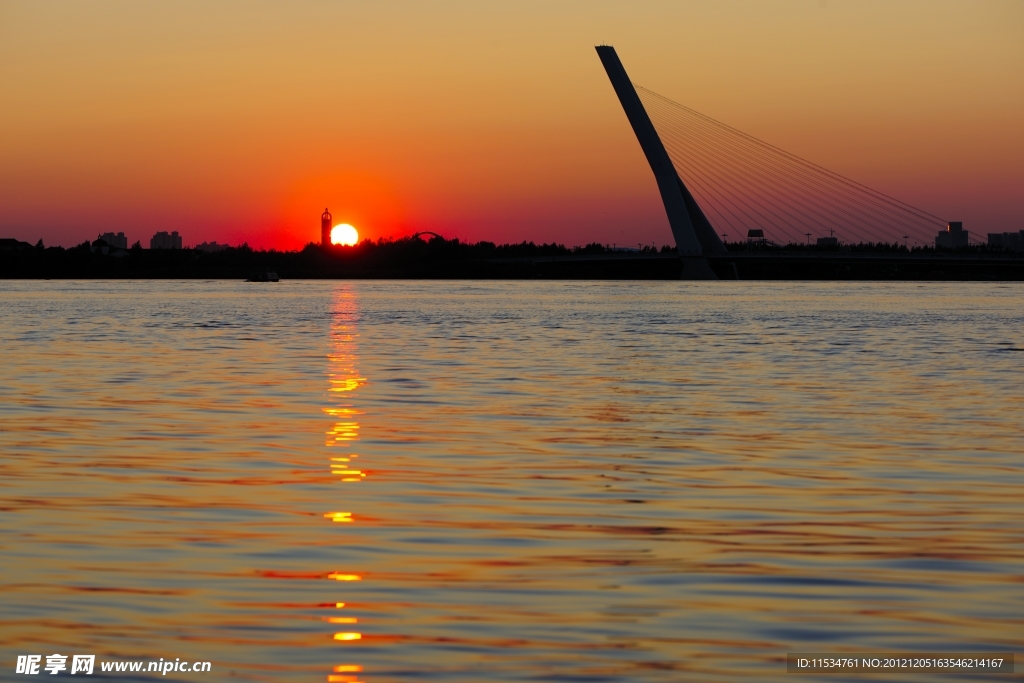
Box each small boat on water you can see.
[246,271,279,282]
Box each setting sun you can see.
[331,224,359,246]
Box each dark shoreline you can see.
[3,239,1023,280]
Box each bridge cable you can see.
[641,93,940,245]
[634,84,946,246]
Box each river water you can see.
[1,281,1022,682]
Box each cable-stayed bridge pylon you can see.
[596,45,722,279]
[596,46,948,263]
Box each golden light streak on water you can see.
[330,665,366,682]
[325,289,366,679]
[325,512,354,522]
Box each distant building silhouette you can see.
[816,236,839,247]
[99,232,128,249]
[936,222,968,249]
[150,231,182,249]
[91,236,129,256]
[321,208,332,247]
[987,230,1024,253]
[196,241,228,253]
[747,229,766,245]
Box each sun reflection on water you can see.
[324,289,366,680]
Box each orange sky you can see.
[1,1,1022,249]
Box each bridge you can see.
[596,46,955,280]
[411,231,445,241]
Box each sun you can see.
[330,224,359,246]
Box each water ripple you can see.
[1,280,1022,681]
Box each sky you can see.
[1,0,1022,250]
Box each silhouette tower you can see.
[596,45,723,279]
[321,208,332,247]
